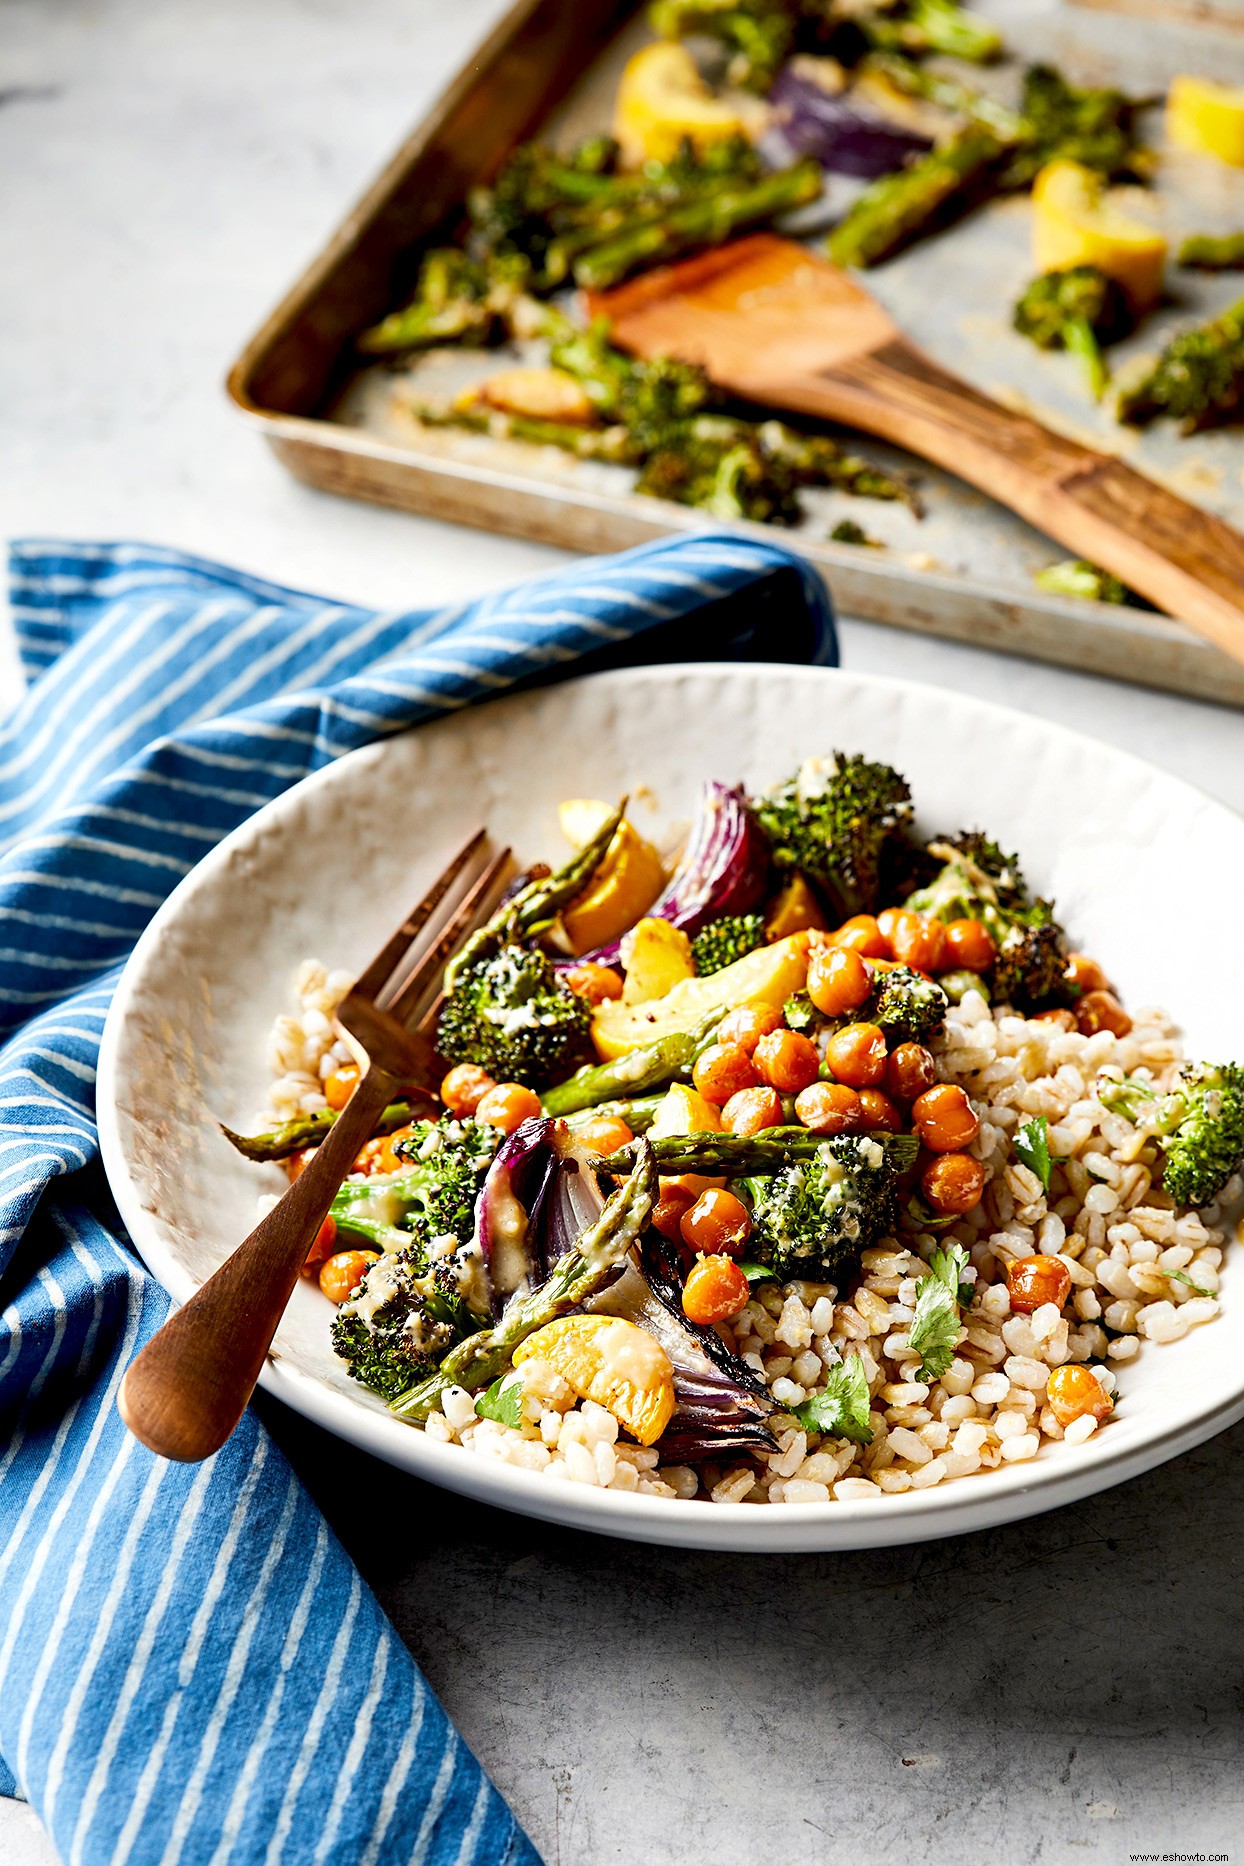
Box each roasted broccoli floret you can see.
[357,249,529,355]
[783,991,819,1034]
[437,944,593,1089]
[756,421,920,510]
[863,0,1003,64]
[1013,266,1135,401]
[331,1115,498,1250]
[866,964,949,1043]
[1179,232,1244,273]
[904,832,1075,1013]
[692,913,767,976]
[746,1133,916,1280]
[637,417,804,524]
[829,518,882,547]
[755,752,914,921]
[649,0,799,91]
[1000,63,1152,191]
[331,1236,491,1402]
[1100,1063,1244,1208]
[1118,296,1244,433]
[1034,559,1129,604]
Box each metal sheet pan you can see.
[228,0,1244,706]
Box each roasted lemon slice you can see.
[613,42,750,167]
[1167,75,1244,168]
[1031,160,1166,311]
[513,1315,675,1445]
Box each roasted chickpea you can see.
[1065,952,1109,995]
[440,1062,496,1117]
[1046,1363,1113,1428]
[653,1186,695,1242]
[889,911,947,974]
[876,907,904,949]
[823,1021,887,1089]
[921,1152,987,1215]
[563,962,625,1004]
[793,1080,862,1135]
[303,1215,337,1273]
[1076,990,1132,1038]
[576,1115,635,1155]
[857,1089,902,1133]
[832,914,890,959]
[682,1254,751,1325]
[680,1188,752,1259]
[885,1041,938,1104]
[475,1082,543,1133]
[366,1123,418,1176]
[693,1043,760,1106]
[287,1148,315,1183]
[717,1001,783,1054]
[753,1028,820,1094]
[807,944,872,1019]
[318,1248,380,1305]
[943,918,996,973]
[1007,1254,1073,1315]
[722,1085,785,1137]
[912,1082,980,1152]
[324,1064,359,1111]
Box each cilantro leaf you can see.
[1166,1268,1217,1299]
[794,1354,873,1444]
[1014,1115,1053,1190]
[739,1261,779,1284]
[908,1242,972,1382]
[475,1371,524,1428]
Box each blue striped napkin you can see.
[0,532,835,1864]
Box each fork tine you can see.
[352,827,487,1004]
[382,846,512,1028]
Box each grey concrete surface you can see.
[2,1,1243,1861]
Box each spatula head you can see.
[588,233,900,404]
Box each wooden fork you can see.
[118,829,512,1463]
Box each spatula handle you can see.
[802,341,1244,663]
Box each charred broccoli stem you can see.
[754,752,915,921]
[358,249,530,356]
[409,400,639,464]
[391,1138,658,1420]
[1178,232,1244,273]
[827,124,1010,269]
[1099,1063,1244,1208]
[1117,296,1244,434]
[1013,266,1135,401]
[691,913,767,976]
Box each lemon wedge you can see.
[1032,160,1166,310]
[514,1315,675,1445]
[613,42,750,168]
[1167,75,1244,168]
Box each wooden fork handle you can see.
[118,1066,398,1462]
[780,339,1244,665]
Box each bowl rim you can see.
[97,659,1244,1550]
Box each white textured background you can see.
[2,2,1243,1862]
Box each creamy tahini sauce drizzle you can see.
[486,1165,531,1298]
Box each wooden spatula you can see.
[590,233,1244,666]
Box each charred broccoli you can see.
[330,1116,498,1251]
[827,124,1010,269]
[746,1133,918,1280]
[357,249,529,356]
[1034,559,1129,604]
[1179,232,1244,273]
[755,752,915,921]
[1000,64,1152,191]
[1013,266,1134,401]
[331,1236,491,1402]
[904,832,1075,1013]
[692,912,767,976]
[866,964,949,1043]
[637,418,803,525]
[1117,296,1244,433]
[436,943,594,1090]
[863,0,1003,64]
[649,0,798,91]
[1099,1063,1244,1207]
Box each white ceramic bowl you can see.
[98,664,1244,1551]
